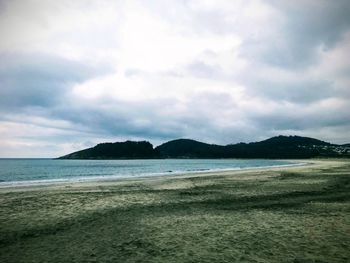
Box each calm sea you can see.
[0,159,298,186]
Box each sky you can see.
[0,0,350,157]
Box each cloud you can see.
[241,0,350,69]
[0,52,107,109]
[251,98,350,131]
[237,67,336,104]
[0,0,349,157]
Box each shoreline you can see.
[0,159,307,189]
[0,159,342,192]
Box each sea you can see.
[0,158,300,187]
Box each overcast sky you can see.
[0,0,350,157]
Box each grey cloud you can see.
[149,0,350,70]
[47,98,186,141]
[182,56,336,105]
[241,75,335,104]
[27,90,240,145]
[242,0,350,69]
[250,103,350,132]
[0,52,110,109]
[186,61,221,79]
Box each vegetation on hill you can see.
[224,135,334,159]
[58,141,158,159]
[155,139,224,158]
[58,135,350,159]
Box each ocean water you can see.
[0,159,298,186]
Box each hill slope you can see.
[224,135,333,159]
[58,141,158,159]
[156,139,224,158]
[156,136,337,159]
[58,136,350,159]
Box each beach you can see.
[1,159,349,262]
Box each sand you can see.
[0,159,349,262]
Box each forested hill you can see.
[155,139,224,158]
[58,141,158,159]
[58,135,350,159]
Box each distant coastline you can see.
[58,135,350,160]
